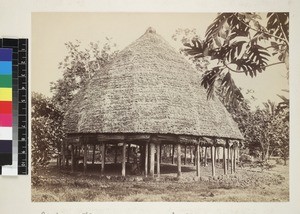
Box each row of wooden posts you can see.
[60,139,240,178]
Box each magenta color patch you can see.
[0,114,12,127]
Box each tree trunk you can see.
[284,158,287,166]
[265,145,270,162]
[61,144,66,167]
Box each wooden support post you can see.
[237,146,240,164]
[83,144,87,173]
[122,142,126,176]
[231,147,234,174]
[216,147,220,163]
[233,146,237,173]
[199,146,202,165]
[92,144,96,165]
[101,143,105,174]
[172,144,175,164]
[193,146,197,166]
[149,142,155,177]
[184,145,187,165]
[214,146,217,164]
[189,146,193,164]
[71,145,74,172]
[160,144,162,164]
[145,142,149,177]
[211,146,215,177]
[196,144,200,177]
[114,144,118,163]
[204,147,207,166]
[227,146,230,171]
[177,143,182,177]
[223,146,227,175]
[157,144,160,177]
[127,143,131,163]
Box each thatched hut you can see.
[62,27,244,178]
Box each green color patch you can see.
[0,75,12,88]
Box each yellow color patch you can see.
[0,88,12,101]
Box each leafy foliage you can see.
[51,39,118,112]
[32,39,118,172]
[181,12,289,105]
[31,92,65,173]
[219,86,289,163]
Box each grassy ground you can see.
[32,160,289,202]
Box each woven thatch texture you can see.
[64,28,243,140]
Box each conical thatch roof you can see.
[64,27,244,140]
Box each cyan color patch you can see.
[0,61,12,75]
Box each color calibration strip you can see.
[0,48,13,167]
[0,38,28,175]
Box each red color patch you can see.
[0,101,12,114]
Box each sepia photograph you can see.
[31,12,289,202]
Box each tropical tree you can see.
[243,99,289,162]
[273,94,289,164]
[32,39,118,172]
[50,39,118,112]
[181,12,289,105]
[31,92,64,173]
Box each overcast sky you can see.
[32,13,289,109]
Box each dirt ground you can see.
[31,160,289,202]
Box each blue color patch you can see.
[0,61,12,75]
[0,49,12,61]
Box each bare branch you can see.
[275,13,289,46]
[224,61,285,74]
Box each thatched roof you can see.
[64,27,244,140]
